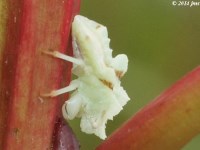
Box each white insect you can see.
[44,15,130,139]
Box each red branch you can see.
[0,0,80,149]
[97,66,200,150]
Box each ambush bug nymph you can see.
[43,15,130,139]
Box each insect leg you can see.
[62,93,82,120]
[43,50,83,65]
[41,80,79,97]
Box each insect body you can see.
[45,15,130,139]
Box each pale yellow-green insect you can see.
[44,15,130,139]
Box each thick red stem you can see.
[0,0,80,149]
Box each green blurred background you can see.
[68,1,200,149]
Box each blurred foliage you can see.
[68,1,200,149]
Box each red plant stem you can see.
[0,0,80,149]
[97,66,200,150]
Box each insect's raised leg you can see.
[43,50,83,65]
[62,93,83,120]
[42,80,79,97]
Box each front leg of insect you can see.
[43,15,130,139]
[43,50,83,66]
[62,91,83,120]
[41,79,79,97]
